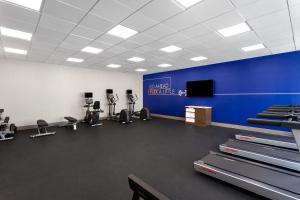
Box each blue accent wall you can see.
[143,51,300,130]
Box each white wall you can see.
[0,59,143,126]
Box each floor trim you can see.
[151,114,185,121]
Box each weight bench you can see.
[63,116,78,130]
[30,120,56,138]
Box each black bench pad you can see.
[64,117,77,123]
[37,120,48,127]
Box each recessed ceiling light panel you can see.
[157,64,172,68]
[242,44,265,52]
[0,27,32,41]
[4,0,43,11]
[135,68,148,72]
[4,47,27,55]
[160,45,182,53]
[81,46,103,54]
[190,56,208,61]
[128,57,145,62]
[218,23,251,37]
[175,0,203,8]
[106,64,121,68]
[107,25,138,39]
[67,58,84,63]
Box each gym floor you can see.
[0,118,267,200]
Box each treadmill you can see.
[221,119,300,172]
[236,112,298,150]
[194,151,300,200]
[269,105,300,109]
[267,107,300,113]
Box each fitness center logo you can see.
[144,77,186,96]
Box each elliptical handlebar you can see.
[134,94,138,102]
[127,94,138,104]
[0,109,4,121]
[115,94,119,103]
[107,93,119,104]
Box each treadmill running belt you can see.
[202,153,300,195]
[224,139,300,162]
[237,132,295,143]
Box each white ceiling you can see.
[0,0,299,74]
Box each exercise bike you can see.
[84,92,103,126]
[126,90,151,121]
[106,89,131,124]
[0,109,17,141]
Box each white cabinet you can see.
[185,118,195,123]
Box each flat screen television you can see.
[84,92,93,98]
[186,80,214,97]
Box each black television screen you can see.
[84,92,93,98]
[186,80,214,97]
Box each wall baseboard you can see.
[152,113,291,137]
[151,113,185,121]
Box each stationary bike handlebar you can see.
[108,94,119,104]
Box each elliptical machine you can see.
[0,109,17,141]
[127,90,151,121]
[106,89,131,124]
[84,92,103,126]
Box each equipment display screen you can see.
[106,89,113,94]
[84,92,93,98]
